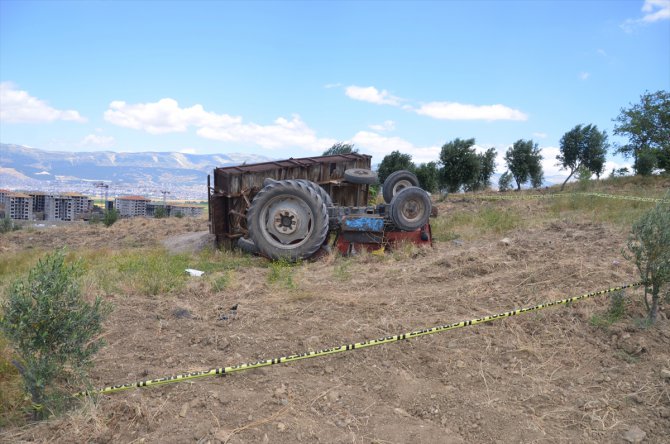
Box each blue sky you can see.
[1,0,669,182]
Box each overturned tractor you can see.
[208,153,433,261]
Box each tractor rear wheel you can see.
[246,180,328,261]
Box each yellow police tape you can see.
[459,192,661,203]
[75,282,643,398]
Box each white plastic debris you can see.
[185,268,205,277]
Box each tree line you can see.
[323,90,669,192]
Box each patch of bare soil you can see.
[2,216,669,443]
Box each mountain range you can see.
[0,144,271,199]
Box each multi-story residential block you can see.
[44,196,75,221]
[115,195,150,217]
[28,191,48,218]
[62,192,93,216]
[3,192,33,220]
[146,202,204,218]
[169,204,204,218]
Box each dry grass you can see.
[1,176,669,443]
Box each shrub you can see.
[154,206,167,219]
[0,251,111,418]
[103,208,119,227]
[624,195,670,322]
[590,289,626,327]
[0,217,20,233]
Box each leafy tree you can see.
[0,251,111,418]
[557,124,609,190]
[504,139,543,190]
[475,147,497,191]
[530,164,544,189]
[613,90,670,174]
[624,196,670,323]
[415,162,439,193]
[439,138,480,193]
[635,149,657,176]
[377,151,415,184]
[498,171,513,192]
[323,142,358,156]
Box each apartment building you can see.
[169,204,204,218]
[2,192,33,220]
[61,192,93,216]
[115,195,150,217]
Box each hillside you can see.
[0,176,668,443]
[0,144,270,199]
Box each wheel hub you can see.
[274,209,298,234]
[401,199,422,221]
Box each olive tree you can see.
[557,124,608,190]
[613,90,670,174]
[504,139,543,190]
[323,142,358,156]
[377,150,415,184]
[0,251,111,417]
[624,195,670,323]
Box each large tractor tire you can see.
[294,179,333,208]
[246,180,328,261]
[382,170,420,203]
[388,186,431,231]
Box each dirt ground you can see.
[1,201,669,443]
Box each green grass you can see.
[0,335,28,427]
[77,247,260,297]
[590,290,627,328]
[268,258,298,289]
[432,206,523,241]
[545,194,656,226]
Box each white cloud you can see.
[369,120,396,132]
[345,85,402,106]
[604,159,634,176]
[79,134,115,148]
[324,83,342,89]
[0,82,86,124]
[621,0,670,31]
[104,98,241,134]
[104,98,335,151]
[343,84,528,122]
[533,132,548,139]
[641,0,670,22]
[198,114,336,151]
[351,131,440,164]
[415,102,528,121]
[597,48,608,57]
[579,72,591,80]
[179,148,197,154]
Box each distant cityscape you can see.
[0,189,204,221]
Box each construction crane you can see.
[94,182,109,208]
